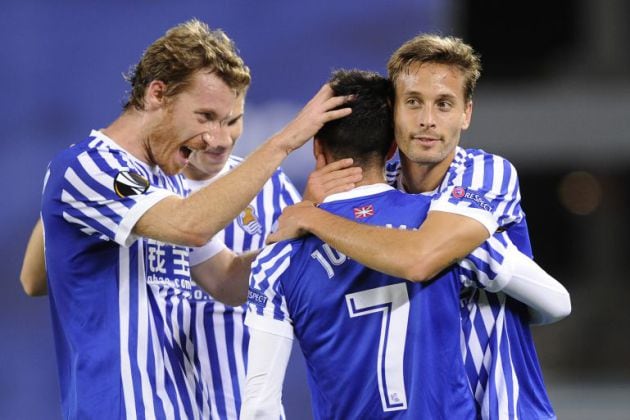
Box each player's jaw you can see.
[147,123,209,176]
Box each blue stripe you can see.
[203,302,229,419]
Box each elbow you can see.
[551,294,572,322]
[202,282,248,307]
[176,227,217,248]
[402,257,443,283]
[217,292,247,307]
[20,277,47,297]
[532,294,572,326]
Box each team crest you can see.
[238,205,263,235]
[353,204,375,219]
[113,171,149,198]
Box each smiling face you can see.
[394,62,472,169]
[145,71,237,176]
[184,93,245,180]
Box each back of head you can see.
[387,34,481,102]
[124,19,251,110]
[316,69,393,167]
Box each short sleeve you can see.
[48,143,176,247]
[430,150,524,235]
[244,242,295,339]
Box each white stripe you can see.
[61,189,120,235]
[195,303,221,420]
[215,310,239,419]
[148,300,176,420]
[168,294,200,420]
[233,310,247,403]
[252,243,292,285]
[470,155,485,189]
[155,290,186,417]
[69,162,133,217]
[118,247,138,420]
[135,241,156,418]
[61,211,102,237]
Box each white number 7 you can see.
[345,283,409,412]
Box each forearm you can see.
[134,83,351,247]
[135,139,288,247]
[192,250,258,306]
[497,247,571,325]
[301,208,488,282]
[20,219,48,296]
[241,329,292,420]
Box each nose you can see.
[202,122,232,149]
[418,107,436,129]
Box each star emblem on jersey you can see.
[113,171,150,198]
[353,204,374,219]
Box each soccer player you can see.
[39,19,351,419]
[269,35,569,419]
[184,90,300,418]
[240,70,567,419]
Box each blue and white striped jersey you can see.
[246,184,514,419]
[187,155,300,419]
[387,146,555,420]
[41,130,211,419]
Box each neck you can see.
[101,110,153,165]
[355,166,387,187]
[399,151,455,193]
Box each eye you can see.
[405,98,420,107]
[437,100,453,111]
[227,115,243,127]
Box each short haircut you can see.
[124,19,251,110]
[387,34,481,102]
[316,69,393,166]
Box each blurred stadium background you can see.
[1,1,629,418]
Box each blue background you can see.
[2,1,630,418]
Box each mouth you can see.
[412,136,441,144]
[179,145,193,159]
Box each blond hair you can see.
[124,19,251,110]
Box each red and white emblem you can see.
[353,204,375,219]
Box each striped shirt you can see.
[246,184,517,419]
[42,130,213,419]
[386,146,555,420]
[187,155,301,419]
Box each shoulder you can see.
[452,147,518,174]
[251,241,297,278]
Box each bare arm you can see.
[135,84,352,247]
[191,249,258,306]
[268,204,489,282]
[20,219,48,296]
[240,329,292,420]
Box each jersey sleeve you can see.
[457,231,515,292]
[431,151,524,234]
[244,242,295,340]
[49,145,175,247]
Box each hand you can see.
[275,84,353,154]
[267,201,318,244]
[302,154,363,202]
